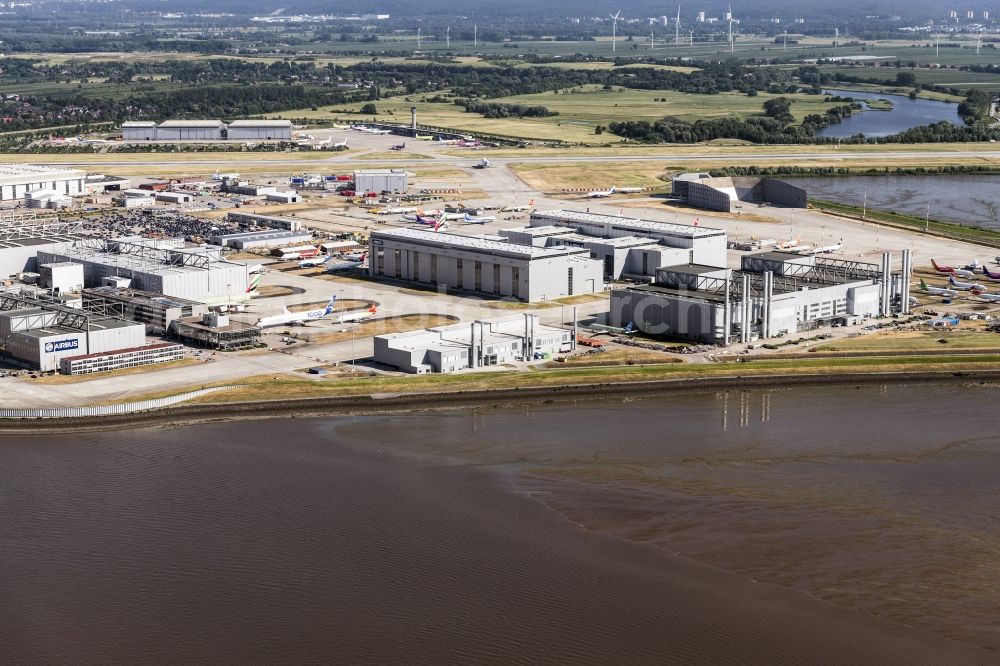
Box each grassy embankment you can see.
[108,352,1000,407]
[810,198,1000,248]
[279,86,854,144]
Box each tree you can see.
[895,71,917,87]
[762,97,793,123]
[360,103,377,115]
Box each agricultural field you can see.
[290,86,853,144]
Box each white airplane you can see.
[463,213,496,224]
[616,186,645,194]
[333,138,347,148]
[811,238,843,254]
[919,279,958,297]
[326,253,368,272]
[341,250,367,262]
[256,295,339,328]
[951,268,977,279]
[299,255,331,268]
[371,128,391,135]
[978,292,1000,303]
[334,302,378,324]
[776,235,802,250]
[949,275,987,292]
[587,186,617,198]
[212,171,239,181]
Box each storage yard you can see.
[1,131,999,408]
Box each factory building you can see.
[208,229,313,250]
[154,120,226,141]
[369,228,605,302]
[226,211,303,231]
[226,120,294,141]
[82,287,208,334]
[0,215,84,276]
[266,191,300,204]
[59,342,185,375]
[530,210,727,268]
[0,291,147,372]
[169,312,261,350]
[0,164,87,201]
[38,262,84,294]
[155,191,193,204]
[375,314,572,373]
[121,119,292,142]
[499,226,684,280]
[609,250,910,346]
[353,169,408,194]
[37,238,250,303]
[671,173,808,213]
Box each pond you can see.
[815,89,963,138]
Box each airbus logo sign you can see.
[44,339,79,354]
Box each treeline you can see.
[610,100,860,144]
[708,165,1000,177]
[456,100,556,118]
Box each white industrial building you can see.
[226,120,293,141]
[609,250,912,346]
[0,215,84,276]
[530,209,727,268]
[208,229,313,250]
[38,262,84,294]
[369,228,605,302]
[226,211,303,231]
[122,119,292,142]
[0,291,147,372]
[354,169,408,194]
[37,238,251,303]
[499,225,682,280]
[375,314,573,373]
[0,164,87,201]
[59,342,184,375]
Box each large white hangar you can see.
[0,214,84,276]
[610,250,912,346]
[529,209,727,268]
[0,164,87,201]
[368,228,605,302]
[122,119,293,142]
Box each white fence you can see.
[0,385,243,419]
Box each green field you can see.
[282,86,852,144]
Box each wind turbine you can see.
[675,5,681,45]
[783,29,788,50]
[728,6,735,55]
[610,10,622,53]
[688,29,694,49]
[834,27,839,48]
[446,25,450,49]
[978,33,983,55]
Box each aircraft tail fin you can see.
[324,295,338,315]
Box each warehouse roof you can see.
[533,209,723,239]
[158,120,226,128]
[0,164,86,184]
[228,119,293,127]
[212,229,310,241]
[372,228,591,260]
[122,121,156,128]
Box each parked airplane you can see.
[931,259,957,274]
[982,266,1000,281]
[415,133,433,140]
[949,275,987,292]
[433,219,449,232]
[212,171,239,181]
[341,251,367,262]
[811,238,843,254]
[979,292,1000,302]
[953,268,977,279]
[390,142,406,151]
[776,235,802,250]
[256,295,339,328]
[334,302,378,324]
[299,255,331,268]
[919,279,958,297]
[473,158,490,169]
[463,213,496,224]
[963,259,982,271]
[587,186,617,198]
[616,186,645,194]
[333,139,347,148]
[325,254,367,272]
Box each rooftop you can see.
[533,209,724,238]
[61,342,181,362]
[500,225,574,237]
[122,121,156,127]
[659,263,731,276]
[371,228,591,260]
[228,119,293,127]
[212,229,310,241]
[158,120,226,128]
[0,164,86,181]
